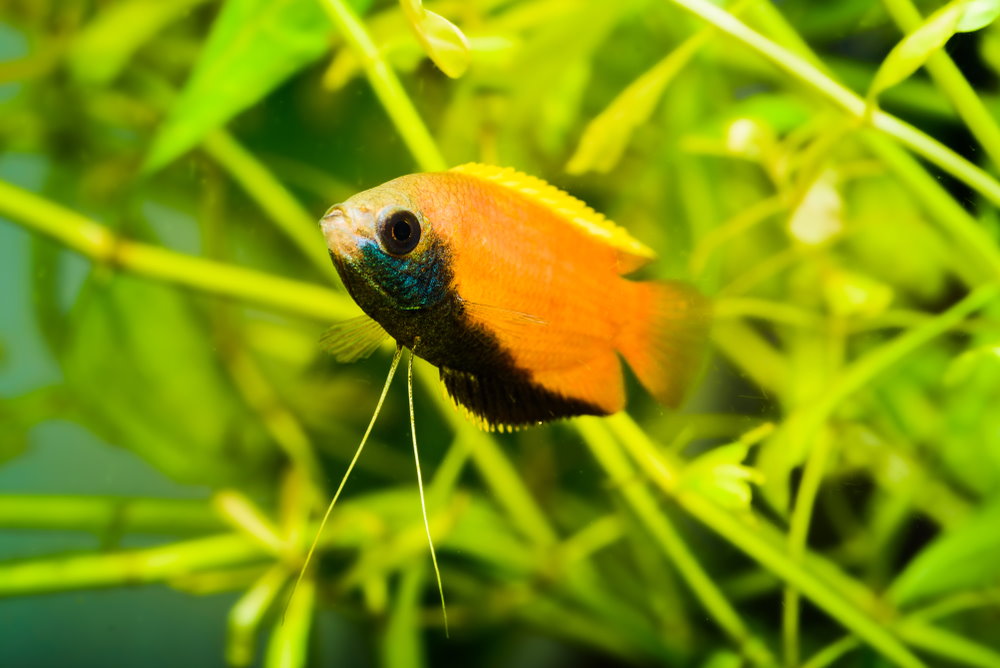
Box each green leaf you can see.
[566,32,706,175]
[957,0,1000,32]
[679,423,770,511]
[944,342,1000,387]
[0,388,68,465]
[979,18,1000,76]
[868,0,993,103]
[699,650,743,668]
[872,2,961,90]
[940,341,1000,495]
[889,499,1000,606]
[398,0,470,78]
[144,0,370,173]
[69,0,210,84]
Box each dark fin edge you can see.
[439,366,608,432]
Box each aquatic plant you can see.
[2,1,1000,666]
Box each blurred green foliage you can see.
[2,0,1000,667]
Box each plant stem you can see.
[0,494,220,534]
[682,494,925,667]
[0,178,357,322]
[896,617,1000,668]
[606,414,927,668]
[318,0,447,172]
[761,282,999,515]
[907,590,1000,623]
[881,0,1000,170]
[801,636,860,668]
[667,0,1000,207]
[714,298,821,328]
[786,282,1000,450]
[0,533,268,596]
[862,132,1000,282]
[783,430,835,667]
[579,418,773,666]
[265,572,315,668]
[382,563,429,668]
[213,491,286,555]
[227,566,290,667]
[711,319,790,395]
[202,130,338,281]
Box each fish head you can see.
[321,177,451,312]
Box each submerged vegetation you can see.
[2,0,1000,666]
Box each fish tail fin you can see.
[617,280,711,407]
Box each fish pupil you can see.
[392,218,412,242]
[379,209,421,255]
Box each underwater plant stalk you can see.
[202,130,339,281]
[577,417,774,666]
[0,178,356,322]
[667,0,1000,208]
[606,414,927,668]
[881,0,1000,170]
[318,0,447,172]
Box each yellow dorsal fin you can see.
[449,163,656,267]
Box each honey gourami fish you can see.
[320,163,709,430]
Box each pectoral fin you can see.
[320,315,389,363]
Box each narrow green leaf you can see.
[145,0,370,173]
[265,574,314,668]
[381,565,427,668]
[889,499,1000,606]
[69,0,210,84]
[957,0,1000,31]
[868,1,966,102]
[0,389,63,465]
[897,618,1000,668]
[398,0,470,78]
[227,566,289,668]
[566,32,707,174]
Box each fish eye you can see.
[378,209,421,255]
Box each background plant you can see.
[2,0,1000,666]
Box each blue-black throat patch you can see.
[329,236,605,429]
[356,237,449,310]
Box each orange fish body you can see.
[321,164,708,430]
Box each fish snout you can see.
[321,205,371,258]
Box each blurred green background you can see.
[2,0,1000,666]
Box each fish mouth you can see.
[320,205,371,258]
